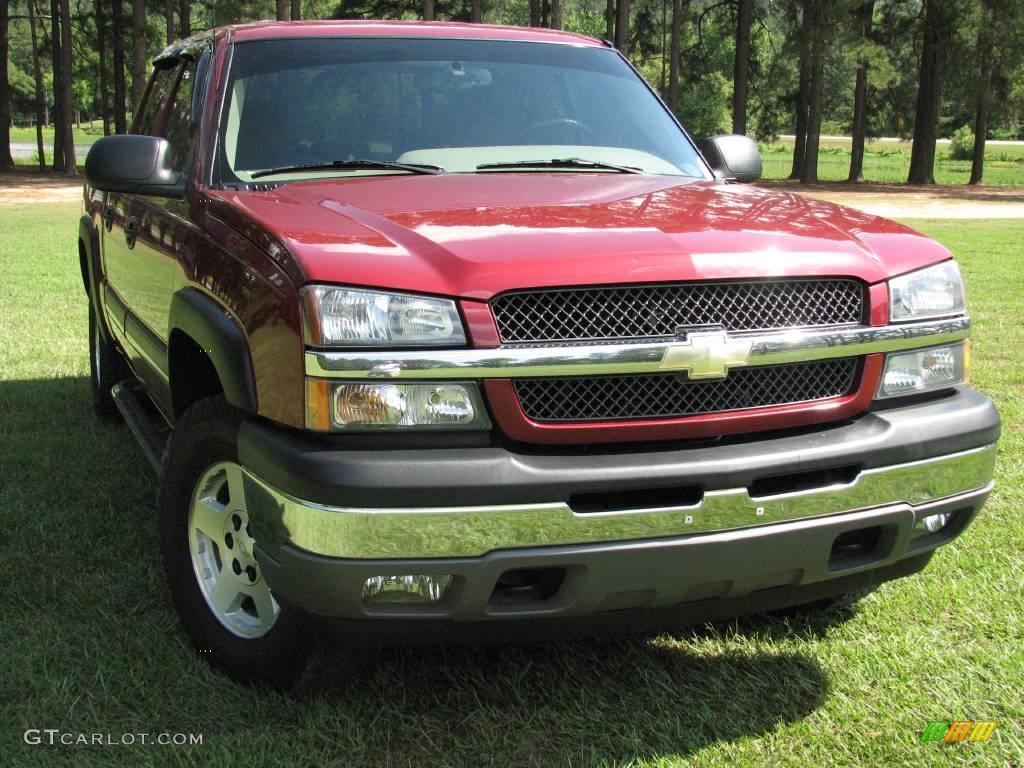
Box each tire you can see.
[159,396,319,690]
[89,303,129,420]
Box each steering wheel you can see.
[523,118,599,144]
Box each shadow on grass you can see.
[2,376,831,766]
[304,636,831,764]
[0,376,151,482]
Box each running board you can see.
[111,382,167,476]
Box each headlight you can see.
[889,261,965,321]
[876,342,968,399]
[305,380,491,431]
[303,286,466,347]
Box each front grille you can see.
[514,358,859,422]
[492,279,865,343]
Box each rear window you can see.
[135,64,178,136]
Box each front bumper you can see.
[242,386,999,625]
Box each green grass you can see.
[760,140,1024,185]
[1,203,1022,766]
[9,122,105,146]
[8,122,104,167]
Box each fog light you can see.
[915,512,951,534]
[362,574,453,604]
[877,342,966,399]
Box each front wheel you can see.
[159,397,316,689]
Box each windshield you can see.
[215,37,710,184]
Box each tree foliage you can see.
[2,0,1023,183]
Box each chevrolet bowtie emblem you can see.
[659,329,753,379]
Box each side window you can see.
[164,59,199,175]
[135,64,178,136]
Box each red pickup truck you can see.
[81,20,999,689]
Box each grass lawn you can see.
[9,123,104,168]
[9,123,105,147]
[759,140,1024,186]
[0,202,1021,767]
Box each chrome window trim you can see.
[305,316,970,380]
[243,443,996,559]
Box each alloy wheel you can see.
[188,461,279,638]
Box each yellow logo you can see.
[659,329,752,380]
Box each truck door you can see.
[103,52,207,416]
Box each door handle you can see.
[103,205,116,231]
[125,216,138,249]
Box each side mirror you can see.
[698,134,762,183]
[85,135,186,198]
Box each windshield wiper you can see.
[476,157,644,174]
[251,159,444,179]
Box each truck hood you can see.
[220,174,952,299]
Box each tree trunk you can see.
[605,0,614,40]
[907,0,948,185]
[969,77,990,185]
[471,0,482,22]
[530,0,541,26]
[789,0,813,179]
[969,12,992,185]
[667,0,685,113]
[614,0,630,55]
[276,0,289,20]
[96,0,111,135]
[848,1,874,182]
[29,0,48,168]
[731,0,753,135]
[131,0,147,119]
[178,0,191,37]
[550,0,562,29]
[800,1,825,184]
[291,0,301,19]
[848,65,868,182]
[51,0,66,170]
[58,0,76,174]
[112,0,127,133]
[165,0,174,43]
[422,0,434,20]
[0,0,14,168]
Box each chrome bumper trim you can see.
[304,316,970,380]
[243,443,996,559]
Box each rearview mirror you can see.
[85,135,186,198]
[698,134,762,183]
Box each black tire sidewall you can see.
[159,398,312,689]
[88,304,122,419]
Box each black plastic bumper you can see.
[242,386,999,634]
[258,489,987,629]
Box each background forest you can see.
[2,0,1023,184]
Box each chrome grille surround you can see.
[304,317,972,380]
[514,358,859,422]
[491,279,866,343]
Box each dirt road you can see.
[2,172,1022,219]
[753,181,1024,219]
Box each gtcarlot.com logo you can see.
[24,729,203,747]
